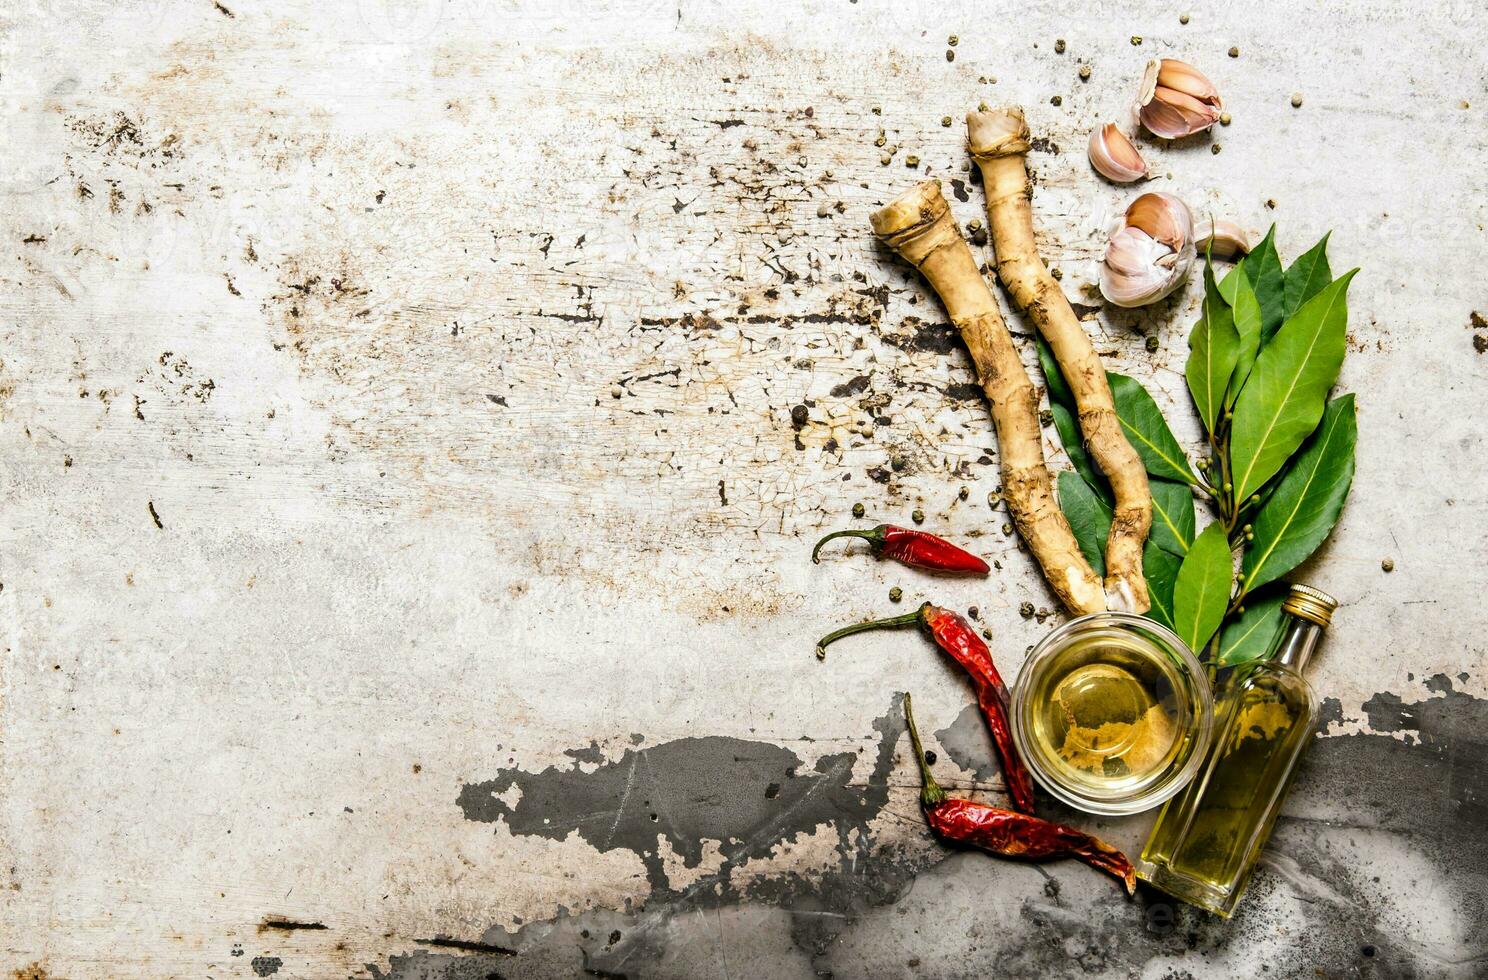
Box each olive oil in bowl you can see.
[1012,614,1213,815]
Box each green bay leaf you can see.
[1173,522,1233,654]
[1150,477,1196,556]
[1225,273,1264,409]
[1218,591,1287,665]
[1283,232,1333,320]
[1143,541,1182,632]
[1241,395,1357,592]
[1245,226,1286,343]
[1109,373,1198,484]
[1185,260,1240,434]
[1036,334,1076,411]
[1052,401,1113,505]
[1228,271,1356,501]
[1057,469,1112,577]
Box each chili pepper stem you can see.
[810,526,885,564]
[814,603,927,659]
[902,693,947,808]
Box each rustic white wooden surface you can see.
[3,0,1486,976]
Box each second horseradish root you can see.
[967,107,1153,614]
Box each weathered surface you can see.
[2,0,1485,976]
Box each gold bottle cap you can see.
[1283,584,1338,628]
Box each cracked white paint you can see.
[2,0,1486,975]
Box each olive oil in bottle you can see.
[1136,585,1337,917]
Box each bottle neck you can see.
[1269,616,1324,673]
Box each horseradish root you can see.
[966,108,1152,613]
[871,181,1106,615]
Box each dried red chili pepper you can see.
[903,693,1136,895]
[811,524,989,575]
[816,603,1035,814]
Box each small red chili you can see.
[903,693,1136,895]
[816,603,1035,815]
[811,524,989,575]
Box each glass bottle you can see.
[1135,584,1337,917]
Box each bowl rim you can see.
[1011,611,1216,816]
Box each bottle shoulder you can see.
[1225,662,1319,716]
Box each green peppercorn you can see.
[852,502,865,519]
[889,586,904,603]
[912,508,925,524]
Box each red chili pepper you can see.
[903,693,1136,895]
[811,524,989,575]
[816,603,1035,815]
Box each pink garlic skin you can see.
[1138,60,1223,139]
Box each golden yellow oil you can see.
[1024,631,1189,796]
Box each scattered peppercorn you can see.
[1382,558,1395,572]
[1050,267,1063,280]
[1055,39,1066,53]
[948,34,959,46]
[942,115,953,127]
[912,508,925,524]
[1145,335,1160,352]
[1291,93,1304,107]
[1079,65,1091,81]
[1039,409,1054,427]
[968,605,979,619]
[889,586,904,602]
[946,49,955,62]
[987,491,1002,508]
[1220,112,1232,126]
[875,133,887,146]
[872,106,882,115]
[1265,198,1277,209]
[1001,523,1013,536]
[906,154,921,167]
[852,502,865,519]
[958,486,970,500]
[1050,95,1063,106]
[1228,46,1239,58]
[1131,35,1143,45]
[1179,12,1190,24]
[967,218,982,232]
[1019,601,1035,619]
[881,153,892,166]
[978,101,989,112]
[1211,143,1222,154]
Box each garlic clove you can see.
[1088,123,1148,183]
[1138,59,1223,138]
[1194,218,1251,260]
[1155,59,1222,107]
[1100,193,1197,307]
[1124,192,1193,253]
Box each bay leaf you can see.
[1185,259,1240,435]
[1173,522,1234,655]
[1224,273,1264,409]
[1143,541,1182,633]
[1109,373,1198,485]
[1228,271,1356,501]
[1245,225,1286,343]
[1218,591,1287,666]
[1282,232,1332,320]
[1241,395,1357,592]
[1057,469,1111,577]
[1150,477,1196,557]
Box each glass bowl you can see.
[1011,612,1214,815]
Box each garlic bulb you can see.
[1194,218,1251,260]
[1137,59,1223,139]
[1087,123,1147,183]
[1100,192,1196,308]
